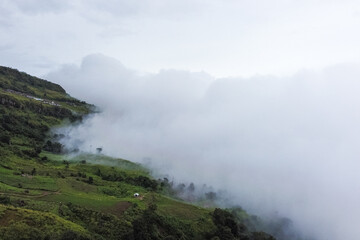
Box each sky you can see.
[1,0,360,77]
[2,1,360,240]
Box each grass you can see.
[69,153,148,174]
[41,178,118,210]
[0,148,222,238]
[0,182,42,196]
[0,172,58,192]
[0,204,91,239]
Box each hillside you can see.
[0,66,276,240]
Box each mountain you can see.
[0,66,277,239]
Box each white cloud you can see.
[48,54,360,240]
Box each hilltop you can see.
[0,66,277,240]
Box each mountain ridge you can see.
[0,66,281,240]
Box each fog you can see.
[47,54,360,240]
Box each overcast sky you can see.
[1,0,360,77]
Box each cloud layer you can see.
[47,54,360,240]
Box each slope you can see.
[0,66,276,240]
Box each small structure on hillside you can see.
[133,193,140,198]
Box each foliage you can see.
[58,202,132,240]
[132,203,193,240]
[101,173,158,190]
[207,208,276,240]
[0,205,91,240]
[0,195,10,205]
[0,132,11,144]
[43,140,64,153]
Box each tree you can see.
[187,182,195,192]
[212,208,240,239]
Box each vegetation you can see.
[0,66,279,239]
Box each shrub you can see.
[43,140,63,153]
[0,195,10,204]
[0,133,11,144]
[88,176,94,184]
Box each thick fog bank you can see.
[47,54,360,240]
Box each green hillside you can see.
[0,66,276,240]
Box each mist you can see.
[47,54,360,240]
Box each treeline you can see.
[96,168,158,191]
[157,177,219,203]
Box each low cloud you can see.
[47,54,360,240]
